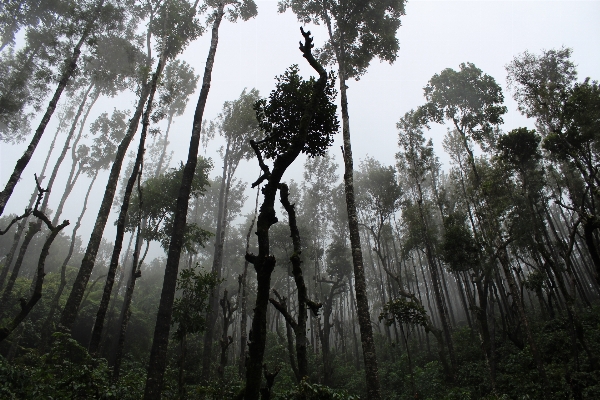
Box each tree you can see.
[355,157,402,356]
[0,0,125,216]
[418,62,507,184]
[507,48,600,284]
[61,0,204,333]
[171,265,219,397]
[202,87,262,380]
[143,1,258,396]
[279,2,407,396]
[0,0,65,51]
[151,59,200,176]
[241,28,337,399]
[397,111,457,375]
[0,178,69,343]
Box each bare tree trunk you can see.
[239,187,259,377]
[60,59,154,332]
[0,119,63,291]
[0,208,69,342]
[243,29,327,400]
[39,174,97,352]
[143,7,224,398]
[52,90,100,226]
[269,185,322,382]
[202,141,231,380]
[0,1,103,216]
[89,53,165,354]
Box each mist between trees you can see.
[0,1,599,399]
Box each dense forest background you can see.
[0,0,599,399]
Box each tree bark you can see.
[0,1,102,216]
[0,208,69,343]
[143,6,224,398]
[243,28,328,400]
[202,140,231,380]
[39,174,97,352]
[239,187,259,377]
[52,89,100,226]
[323,13,382,396]
[88,53,165,354]
[59,59,154,332]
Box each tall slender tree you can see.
[88,0,206,353]
[202,87,261,380]
[242,28,338,399]
[397,111,457,374]
[279,2,407,396]
[143,1,259,396]
[0,0,125,216]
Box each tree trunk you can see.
[239,187,258,377]
[112,219,144,380]
[88,53,165,354]
[101,230,134,357]
[202,140,231,381]
[39,174,97,352]
[335,40,381,400]
[0,119,63,291]
[243,28,328,400]
[143,7,224,398]
[52,89,100,226]
[0,8,100,216]
[59,61,154,332]
[0,211,69,343]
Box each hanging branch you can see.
[0,209,32,236]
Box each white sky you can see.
[1,0,599,260]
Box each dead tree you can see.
[0,177,69,343]
[243,27,337,399]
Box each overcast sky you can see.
[1,0,599,260]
